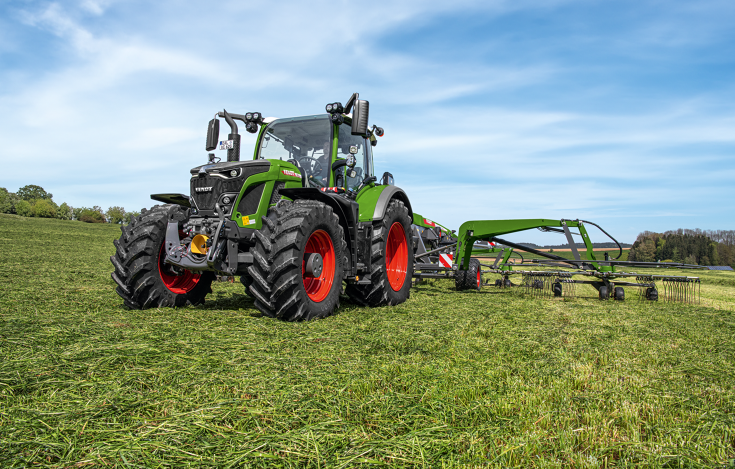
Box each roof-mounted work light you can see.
[325,102,344,114]
[244,112,262,124]
[331,113,344,125]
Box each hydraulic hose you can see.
[580,220,623,260]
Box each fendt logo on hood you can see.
[195,187,213,193]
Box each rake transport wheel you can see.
[248,200,347,321]
[111,204,214,309]
[455,258,482,291]
[345,199,413,307]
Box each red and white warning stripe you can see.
[423,218,436,227]
[439,253,453,268]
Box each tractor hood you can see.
[189,159,271,216]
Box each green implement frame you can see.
[456,219,608,272]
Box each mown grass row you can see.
[1,214,734,467]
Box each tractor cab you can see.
[255,114,374,192]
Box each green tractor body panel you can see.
[354,184,384,221]
[231,159,302,229]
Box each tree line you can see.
[0,185,139,224]
[628,228,735,267]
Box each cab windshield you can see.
[257,115,332,187]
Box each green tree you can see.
[0,188,13,213]
[106,206,127,224]
[15,200,32,217]
[17,184,53,201]
[636,239,656,262]
[32,199,57,218]
[72,207,84,221]
[57,203,73,220]
[672,247,681,263]
[79,206,106,223]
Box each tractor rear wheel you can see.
[110,205,214,309]
[248,200,346,321]
[345,199,413,307]
[455,258,482,291]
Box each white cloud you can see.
[1,0,734,242]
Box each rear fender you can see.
[355,185,413,222]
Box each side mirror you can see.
[351,99,369,136]
[206,118,219,151]
[381,171,394,186]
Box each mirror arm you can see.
[344,93,358,114]
[218,109,238,134]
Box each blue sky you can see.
[1,0,733,244]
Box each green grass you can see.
[1,213,734,468]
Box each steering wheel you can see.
[297,156,324,177]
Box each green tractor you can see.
[111,93,414,321]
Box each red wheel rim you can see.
[158,238,201,294]
[477,269,481,288]
[302,229,335,302]
[386,222,408,291]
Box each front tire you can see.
[110,205,214,309]
[248,200,346,321]
[345,199,413,307]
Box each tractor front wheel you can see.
[110,205,214,309]
[248,200,346,321]
[346,199,413,307]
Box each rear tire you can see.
[455,258,482,291]
[598,285,609,300]
[110,205,214,309]
[614,286,625,301]
[345,199,413,307]
[248,200,346,321]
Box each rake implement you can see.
[411,215,703,303]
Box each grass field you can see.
[1,213,734,468]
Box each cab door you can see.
[335,123,373,191]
